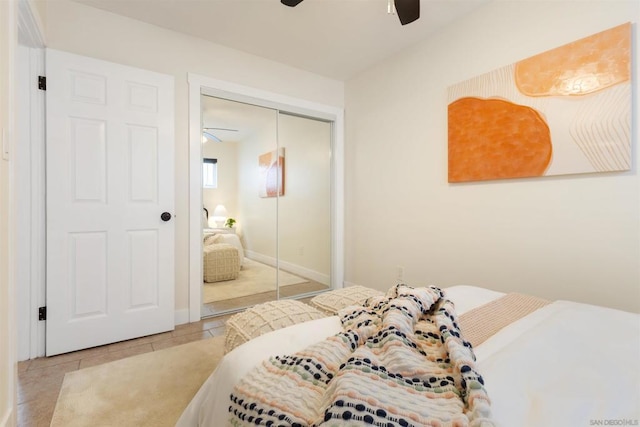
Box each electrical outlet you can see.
[396,266,404,281]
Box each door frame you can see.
[16,0,46,361]
[187,73,345,322]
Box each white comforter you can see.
[177,286,640,426]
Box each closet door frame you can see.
[187,73,344,322]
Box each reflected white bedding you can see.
[177,286,640,426]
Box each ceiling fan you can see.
[202,127,238,143]
[281,0,420,26]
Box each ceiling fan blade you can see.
[203,127,238,132]
[394,0,420,25]
[281,0,303,7]
[202,131,222,143]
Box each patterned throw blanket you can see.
[229,285,494,426]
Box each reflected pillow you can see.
[203,234,221,246]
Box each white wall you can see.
[234,112,332,282]
[0,0,16,423]
[43,0,344,312]
[202,141,238,224]
[277,114,331,278]
[345,0,640,313]
[237,109,279,258]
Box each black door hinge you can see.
[38,76,46,91]
[38,306,47,321]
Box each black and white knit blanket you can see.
[229,285,494,426]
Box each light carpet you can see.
[50,335,225,427]
[203,258,309,303]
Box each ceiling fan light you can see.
[281,0,303,7]
[394,0,420,25]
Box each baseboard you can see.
[279,259,329,286]
[174,308,190,326]
[343,280,359,288]
[0,407,13,427]
[244,250,330,286]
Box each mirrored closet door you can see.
[200,95,332,316]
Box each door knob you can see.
[161,212,172,222]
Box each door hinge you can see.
[38,76,46,91]
[38,306,47,321]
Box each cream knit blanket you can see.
[229,285,494,426]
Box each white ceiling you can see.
[201,95,275,143]
[70,0,488,81]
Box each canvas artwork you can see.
[447,23,632,183]
[258,148,285,197]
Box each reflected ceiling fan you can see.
[281,0,420,25]
[202,127,238,143]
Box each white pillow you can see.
[216,234,244,266]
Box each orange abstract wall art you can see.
[259,148,285,198]
[447,22,631,183]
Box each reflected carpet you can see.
[203,258,309,303]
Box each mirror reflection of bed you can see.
[201,225,330,316]
[200,95,333,317]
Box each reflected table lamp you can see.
[211,204,228,228]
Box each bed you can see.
[202,207,245,282]
[177,285,640,426]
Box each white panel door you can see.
[45,49,175,356]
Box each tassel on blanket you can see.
[229,285,494,426]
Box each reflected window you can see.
[203,158,218,188]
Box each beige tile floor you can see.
[17,313,234,427]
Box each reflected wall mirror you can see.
[190,80,343,318]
